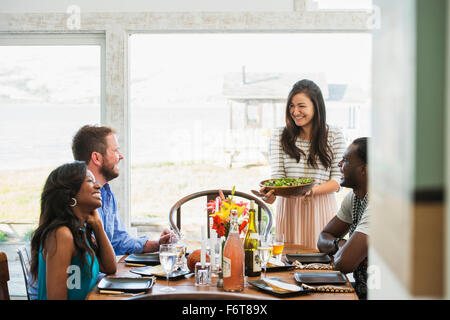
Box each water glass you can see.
[208,237,221,276]
[258,236,273,279]
[174,242,187,270]
[159,244,177,292]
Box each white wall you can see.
[0,0,294,13]
[369,0,416,298]
[369,249,411,299]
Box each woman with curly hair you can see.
[30,161,116,300]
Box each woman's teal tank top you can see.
[37,230,99,300]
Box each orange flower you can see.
[208,188,249,238]
[239,219,248,234]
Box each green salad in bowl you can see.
[263,177,313,187]
[259,177,315,197]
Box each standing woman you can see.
[30,161,116,300]
[261,80,346,248]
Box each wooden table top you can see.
[86,243,358,300]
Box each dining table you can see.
[86,243,358,300]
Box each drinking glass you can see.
[159,244,177,292]
[272,234,285,261]
[208,235,220,276]
[258,236,273,279]
[172,233,187,271]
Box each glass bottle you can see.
[244,200,261,277]
[222,209,245,292]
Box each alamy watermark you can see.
[366,5,381,30]
[367,265,381,290]
[66,5,81,30]
[66,265,81,290]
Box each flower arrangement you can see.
[207,187,249,239]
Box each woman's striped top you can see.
[269,126,347,184]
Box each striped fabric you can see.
[275,193,338,248]
[269,126,347,183]
[269,126,347,248]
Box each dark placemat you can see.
[125,253,160,265]
[97,277,154,292]
[294,271,347,285]
[286,253,332,264]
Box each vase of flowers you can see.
[207,187,249,287]
[207,187,249,239]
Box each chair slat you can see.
[206,193,219,238]
[17,246,33,300]
[176,207,181,231]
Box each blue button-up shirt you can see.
[98,183,148,255]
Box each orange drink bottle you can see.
[223,210,245,292]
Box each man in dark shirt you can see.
[317,137,369,299]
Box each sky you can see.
[131,33,371,84]
[130,33,372,107]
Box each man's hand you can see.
[317,216,350,255]
[142,229,176,253]
[159,229,176,245]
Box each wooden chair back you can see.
[168,189,273,239]
[0,252,11,300]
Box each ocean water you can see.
[0,104,232,171]
[130,105,231,165]
[0,104,100,171]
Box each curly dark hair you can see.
[280,79,333,168]
[30,161,98,283]
[72,125,115,164]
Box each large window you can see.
[129,33,371,229]
[0,45,101,222]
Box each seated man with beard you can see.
[71,125,174,255]
[317,137,369,300]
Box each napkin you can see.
[131,264,166,276]
[263,278,302,293]
[291,260,334,270]
[146,264,167,276]
[267,257,285,267]
[300,283,354,293]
